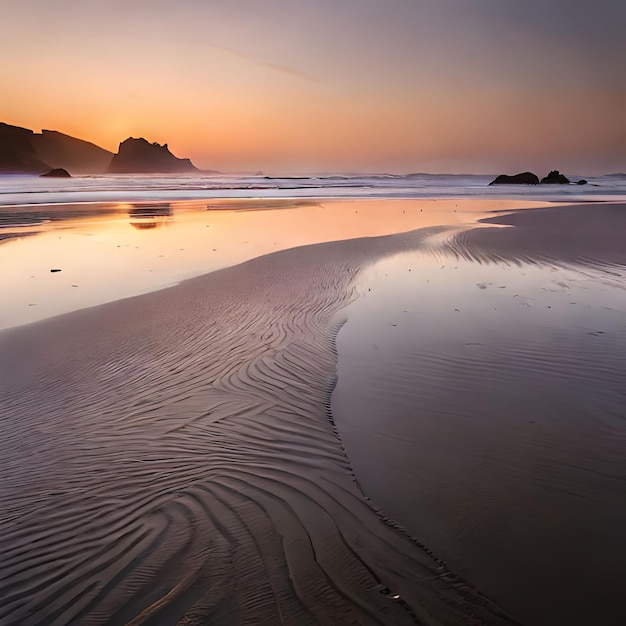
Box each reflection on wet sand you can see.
[205,199,320,212]
[128,202,173,230]
[0,198,549,331]
[332,204,626,626]
[0,203,122,236]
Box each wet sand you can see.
[332,203,626,625]
[0,227,515,624]
[1,201,624,624]
[449,202,626,269]
[0,197,547,330]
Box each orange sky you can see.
[1,1,624,173]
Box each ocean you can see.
[1,172,625,207]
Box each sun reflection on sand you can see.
[0,198,550,330]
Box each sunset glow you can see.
[1,0,624,173]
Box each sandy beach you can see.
[4,1,625,622]
[0,200,624,624]
[0,215,516,625]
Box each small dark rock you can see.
[540,170,570,184]
[576,179,588,185]
[40,168,71,178]
[489,172,539,185]
[50,268,62,272]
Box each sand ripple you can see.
[0,236,514,624]
[444,203,626,272]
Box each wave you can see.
[1,172,625,207]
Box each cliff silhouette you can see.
[34,130,113,174]
[0,123,202,174]
[0,123,51,173]
[0,123,113,174]
[107,138,198,173]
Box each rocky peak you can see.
[106,137,198,173]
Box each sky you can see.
[1,0,624,174]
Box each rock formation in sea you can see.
[540,170,570,184]
[489,170,585,186]
[40,168,71,178]
[489,172,539,185]
[106,137,198,174]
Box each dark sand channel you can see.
[333,204,626,625]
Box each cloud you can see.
[203,41,315,82]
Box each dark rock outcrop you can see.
[540,170,570,184]
[40,168,71,178]
[489,170,581,186]
[489,172,539,185]
[106,138,198,174]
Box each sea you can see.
[1,171,625,207]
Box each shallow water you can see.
[332,248,626,625]
[0,197,544,329]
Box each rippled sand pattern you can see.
[0,234,514,625]
[445,203,626,271]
